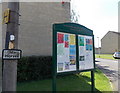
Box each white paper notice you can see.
[57,32,76,73]
[78,35,94,70]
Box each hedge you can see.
[17,56,52,82]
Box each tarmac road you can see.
[95,58,119,92]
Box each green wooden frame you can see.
[52,23,95,92]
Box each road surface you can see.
[95,58,119,92]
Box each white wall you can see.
[2,2,71,56]
[101,32,118,54]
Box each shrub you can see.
[17,56,52,82]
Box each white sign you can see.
[78,35,94,70]
[10,35,15,41]
[2,49,22,60]
[57,32,76,73]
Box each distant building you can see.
[101,31,120,54]
[2,2,71,56]
[95,47,101,54]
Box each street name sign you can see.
[2,49,22,60]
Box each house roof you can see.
[110,31,120,35]
[101,31,120,40]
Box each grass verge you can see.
[95,54,115,60]
[17,69,112,92]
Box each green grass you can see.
[82,69,112,91]
[95,54,115,60]
[17,69,112,92]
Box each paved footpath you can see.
[95,58,119,92]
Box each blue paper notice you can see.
[64,34,69,41]
[70,45,76,55]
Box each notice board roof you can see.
[53,22,93,36]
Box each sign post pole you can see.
[52,26,57,93]
[2,2,20,91]
[52,73,56,93]
[91,70,95,93]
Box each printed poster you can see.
[69,45,76,55]
[65,62,70,70]
[79,37,84,46]
[57,32,76,73]
[86,39,93,51]
[58,63,63,71]
[64,48,69,62]
[69,55,76,65]
[64,34,69,48]
[69,35,76,45]
[57,33,64,43]
[57,44,64,55]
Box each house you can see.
[101,31,120,54]
[95,47,101,54]
[2,2,71,56]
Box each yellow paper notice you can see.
[69,35,75,45]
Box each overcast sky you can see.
[72,0,119,48]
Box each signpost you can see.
[53,23,95,92]
[2,2,20,92]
